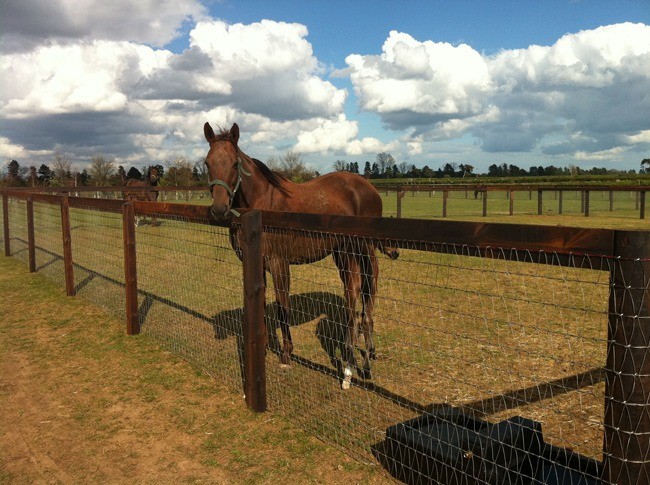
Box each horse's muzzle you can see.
[210,204,229,220]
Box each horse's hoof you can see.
[279,363,291,369]
[341,366,353,390]
[279,354,291,366]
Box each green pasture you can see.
[380,189,646,230]
[149,187,647,230]
[1,195,616,465]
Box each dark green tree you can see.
[7,160,20,181]
[37,164,53,184]
[363,161,372,178]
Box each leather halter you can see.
[208,153,251,217]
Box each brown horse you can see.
[204,122,398,389]
[123,166,160,226]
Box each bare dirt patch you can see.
[0,257,389,483]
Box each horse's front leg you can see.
[269,259,293,366]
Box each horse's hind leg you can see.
[269,259,293,366]
[333,250,361,389]
[359,250,379,379]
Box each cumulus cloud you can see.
[1,42,170,117]
[293,114,395,155]
[1,0,207,52]
[345,23,650,158]
[346,31,492,129]
[2,3,648,172]
[0,11,363,169]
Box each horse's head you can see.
[147,166,160,185]
[204,122,249,219]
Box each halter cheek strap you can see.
[208,155,251,217]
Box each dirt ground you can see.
[0,257,390,484]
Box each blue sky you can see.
[202,0,649,149]
[1,0,649,173]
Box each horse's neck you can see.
[240,155,287,210]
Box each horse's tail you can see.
[359,248,377,304]
[377,242,399,260]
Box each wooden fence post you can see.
[60,196,75,296]
[603,231,650,483]
[641,191,646,220]
[397,188,403,219]
[482,190,488,217]
[2,194,9,257]
[558,190,564,215]
[537,190,543,216]
[122,201,140,335]
[26,197,36,272]
[609,190,614,212]
[442,190,448,218]
[241,210,267,412]
[584,190,590,217]
[509,190,514,216]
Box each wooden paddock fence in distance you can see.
[7,183,648,219]
[384,184,647,219]
[1,187,649,484]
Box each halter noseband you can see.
[208,153,251,217]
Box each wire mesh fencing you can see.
[132,211,245,390]
[1,190,648,484]
[253,220,621,483]
[67,203,126,319]
[31,201,65,286]
[6,197,29,263]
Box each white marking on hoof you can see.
[279,363,291,369]
[341,366,352,390]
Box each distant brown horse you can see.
[204,122,398,389]
[123,166,160,226]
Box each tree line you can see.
[0,151,319,187]
[2,152,647,188]
[333,153,645,179]
[0,155,209,188]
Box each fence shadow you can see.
[11,238,611,481]
[209,291,348,369]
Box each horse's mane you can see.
[215,126,290,197]
[250,157,289,197]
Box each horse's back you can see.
[290,172,382,217]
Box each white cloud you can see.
[346,31,492,125]
[2,2,648,173]
[293,115,395,155]
[346,23,650,157]
[0,14,354,169]
[1,0,207,52]
[1,41,171,117]
[574,147,627,161]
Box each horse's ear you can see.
[204,122,215,142]
[231,123,239,145]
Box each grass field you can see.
[1,190,644,480]
[379,189,647,230]
[154,187,647,229]
[0,256,388,483]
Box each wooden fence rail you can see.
[390,185,647,219]
[2,183,647,219]
[1,188,649,483]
